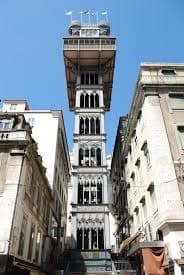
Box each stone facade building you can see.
[0,113,53,274]
[112,63,184,275]
[110,116,128,253]
[2,100,71,255]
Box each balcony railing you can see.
[64,38,116,51]
[64,43,116,50]
[0,130,29,141]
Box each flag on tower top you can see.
[101,11,108,15]
[65,11,72,16]
[82,10,89,15]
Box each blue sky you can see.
[0,0,184,153]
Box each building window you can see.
[28,223,35,260]
[178,126,184,148]
[0,119,12,131]
[141,141,151,168]
[134,207,140,230]
[79,117,101,135]
[161,69,176,75]
[78,177,102,204]
[147,182,158,214]
[35,231,41,263]
[169,93,184,109]
[80,72,99,85]
[135,158,142,184]
[140,196,148,223]
[80,93,100,108]
[10,104,17,111]
[78,147,102,166]
[27,117,35,127]
[18,216,27,256]
[77,227,104,250]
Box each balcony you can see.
[0,130,29,142]
[63,38,116,51]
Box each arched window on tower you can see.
[77,229,82,249]
[79,118,84,134]
[84,181,89,204]
[95,73,99,85]
[85,118,89,134]
[80,94,84,108]
[90,73,95,85]
[96,118,100,134]
[97,148,101,166]
[78,182,83,204]
[81,73,85,85]
[90,118,95,134]
[98,229,104,249]
[79,148,83,166]
[95,94,99,107]
[97,181,102,203]
[90,94,95,108]
[84,148,89,166]
[91,148,96,166]
[85,94,89,108]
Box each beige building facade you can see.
[0,113,53,274]
[112,63,184,275]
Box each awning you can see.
[142,247,168,275]
[119,232,140,253]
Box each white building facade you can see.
[2,100,71,254]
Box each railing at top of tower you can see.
[63,38,116,50]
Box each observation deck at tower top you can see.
[63,21,116,111]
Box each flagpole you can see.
[80,12,83,24]
[88,12,91,25]
[106,12,108,22]
[96,12,99,25]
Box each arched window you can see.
[80,94,84,108]
[85,118,89,134]
[79,148,83,166]
[79,118,84,134]
[97,148,101,166]
[77,229,83,249]
[91,148,96,166]
[90,73,95,85]
[81,73,85,85]
[96,118,100,134]
[97,182,102,203]
[90,94,95,108]
[85,94,89,108]
[90,118,95,134]
[98,229,104,249]
[84,149,89,166]
[95,73,99,85]
[86,73,90,85]
[78,183,83,204]
[95,94,99,107]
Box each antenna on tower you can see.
[91,11,99,25]
[65,10,73,23]
[79,10,90,25]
